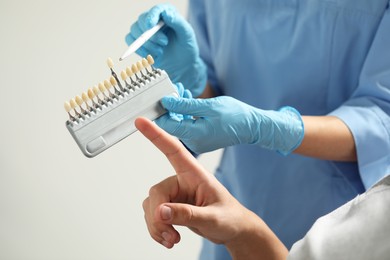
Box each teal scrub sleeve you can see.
[187,0,223,96]
[329,5,390,189]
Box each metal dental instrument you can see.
[119,21,165,61]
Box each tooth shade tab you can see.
[64,101,72,112]
[126,66,133,77]
[142,58,149,68]
[131,64,139,74]
[75,95,84,106]
[82,92,89,102]
[110,76,117,86]
[107,57,114,69]
[98,83,106,93]
[81,92,93,111]
[88,88,95,99]
[120,70,127,81]
[93,86,100,96]
[70,98,77,109]
[147,55,154,65]
[104,80,111,89]
[136,61,144,71]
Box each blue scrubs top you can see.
[187,0,390,259]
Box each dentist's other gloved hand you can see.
[169,82,193,121]
[155,96,305,155]
[125,4,207,97]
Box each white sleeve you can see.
[288,175,390,260]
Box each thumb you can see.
[161,96,214,117]
[159,203,209,228]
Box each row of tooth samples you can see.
[64,55,158,122]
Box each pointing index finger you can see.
[135,117,199,174]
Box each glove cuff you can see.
[276,106,305,155]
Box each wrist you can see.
[252,106,304,155]
[225,209,288,260]
[276,106,304,155]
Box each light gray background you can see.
[0,1,222,259]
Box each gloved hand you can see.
[169,82,193,121]
[125,4,207,97]
[155,96,304,155]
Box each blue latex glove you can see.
[168,82,193,121]
[155,96,304,155]
[125,4,207,97]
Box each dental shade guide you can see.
[64,55,178,157]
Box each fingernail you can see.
[161,205,172,220]
[162,240,171,248]
[162,231,171,241]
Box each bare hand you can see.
[135,117,253,249]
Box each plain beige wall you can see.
[0,1,222,259]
